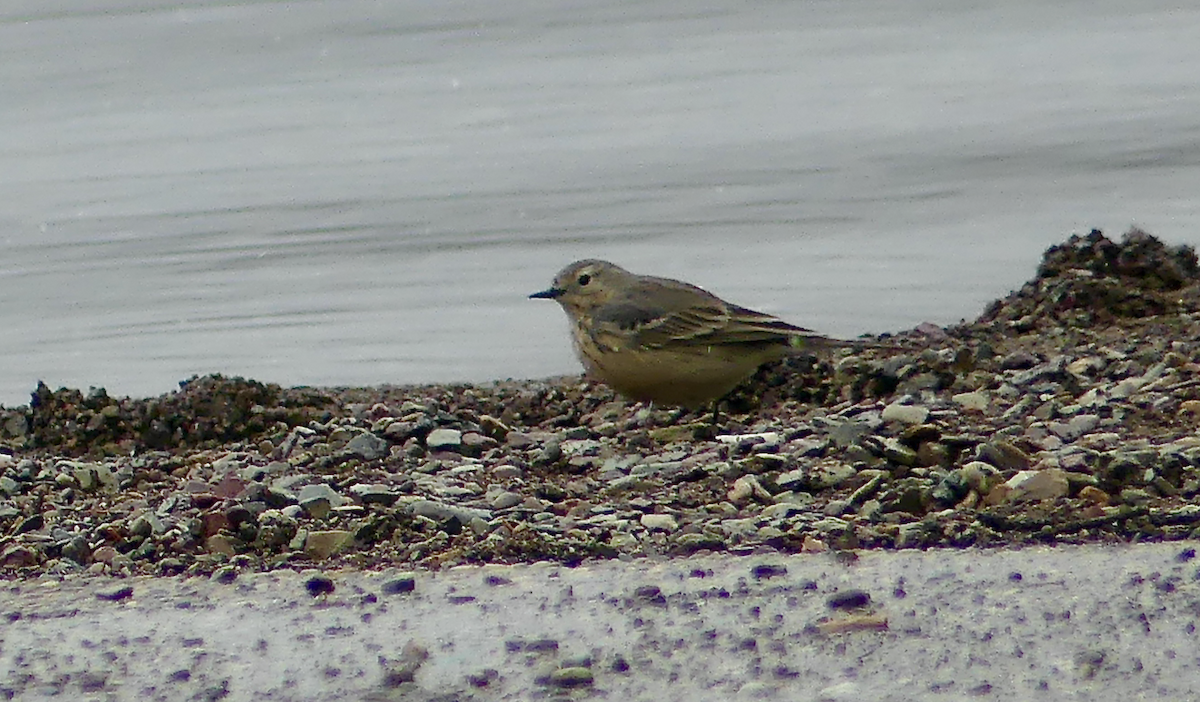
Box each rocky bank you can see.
[3,228,1200,579]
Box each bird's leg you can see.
[710,399,721,427]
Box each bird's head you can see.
[529,259,629,314]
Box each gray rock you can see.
[881,403,930,425]
[345,432,389,460]
[547,666,594,688]
[775,468,806,492]
[0,475,20,496]
[728,475,771,503]
[349,484,400,506]
[640,513,678,532]
[70,463,117,492]
[959,461,1000,492]
[304,530,354,559]
[61,535,91,564]
[862,437,917,466]
[999,350,1039,370]
[737,454,787,474]
[257,510,298,548]
[425,428,463,451]
[491,464,523,480]
[408,499,491,524]
[1010,357,1066,386]
[828,419,872,448]
[128,512,165,537]
[951,391,989,412]
[298,483,347,518]
[895,522,928,549]
[490,491,523,510]
[977,439,1033,471]
[1005,468,1069,502]
[1049,414,1101,441]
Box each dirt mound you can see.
[977,228,1200,331]
[20,374,337,456]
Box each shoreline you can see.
[3,228,1200,578]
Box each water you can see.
[3,0,1200,406]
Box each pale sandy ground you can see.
[3,542,1199,701]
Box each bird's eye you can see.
[577,273,592,286]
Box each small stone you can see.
[548,667,594,688]
[96,585,135,602]
[349,484,400,506]
[1119,488,1155,505]
[827,589,871,610]
[959,461,1000,492]
[305,575,336,597]
[345,432,389,460]
[92,546,119,564]
[895,522,928,549]
[952,391,989,412]
[1,545,38,568]
[1078,485,1110,505]
[478,414,511,440]
[0,475,19,496]
[728,475,771,503]
[881,403,929,425]
[73,464,117,492]
[426,428,463,451]
[205,534,236,556]
[304,530,355,559]
[484,464,521,483]
[977,440,1032,471]
[211,565,239,584]
[640,513,678,532]
[491,491,523,510]
[751,564,787,579]
[1004,469,1069,502]
[875,438,918,467]
[382,575,417,594]
[1180,400,1200,416]
[298,484,346,519]
[1048,413,1100,441]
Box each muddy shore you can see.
[5,228,1200,699]
[3,228,1200,579]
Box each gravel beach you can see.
[4,229,1200,698]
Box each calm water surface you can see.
[3,0,1200,404]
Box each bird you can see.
[530,259,868,417]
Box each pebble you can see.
[382,575,417,594]
[298,484,346,518]
[881,403,929,425]
[728,476,771,503]
[951,391,989,412]
[640,513,678,532]
[548,667,595,688]
[827,589,871,610]
[425,428,463,451]
[304,530,354,560]
[345,432,389,460]
[1004,469,1069,502]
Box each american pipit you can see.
[530,259,859,412]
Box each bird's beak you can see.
[529,287,564,300]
